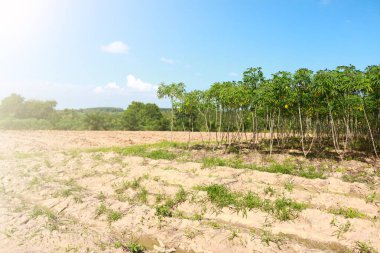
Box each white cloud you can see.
[126,74,158,92]
[160,57,175,64]
[93,86,104,94]
[101,41,129,54]
[229,72,238,77]
[93,82,122,94]
[105,82,120,90]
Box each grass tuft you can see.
[199,184,306,220]
[354,241,378,253]
[31,205,59,230]
[328,207,366,219]
[95,203,123,222]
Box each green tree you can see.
[0,93,25,117]
[157,82,186,133]
[17,100,57,119]
[123,101,167,131]
[84,112,110,130]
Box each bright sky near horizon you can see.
[0,0,379,109]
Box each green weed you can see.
[354,241,378,253]
[199,184,306,220]
[330,217,351,239]
[145,149,177,160]
[272,197,307,221]
[365,193,377,204]
[264,186,276,196]
[174,187,187,203]
[136,188,148,204]
[260,230,285,249]
[31,205,59,230]
[125,242,145,253]
[155,193,166,203]
[95,203,107,217]
[202,157,226,168]
[155,204,173,217]
[107,210,123,222]
[328,207,366,219]
[95,203,123,222]
[284,181,294,192]
[86,143,179,161]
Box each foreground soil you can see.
[0,131,379,253]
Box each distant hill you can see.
[58,107,171,113]
[77,107,124,113]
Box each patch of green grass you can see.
[237,191,262,216]
[154,187,187,217]
[263,186,276,196]
[145,149,177,160]
[130,178,142,189]
[126,242,145,253]
[206,221,221,229]
[150,141,188,149]
[201,157,325,179]
[199,184,236,207]
[199,184,307,221]
[115,241,146,253]
[31,206,57,220]
[107,210,123,222]
[184,227,203,240]
[257,163,324,179]
[92,153,104,161]
[228,229,239,241]
[54,178,84,200]
[115,177,143,194]
[95,203,123,222]
[155,193,166,203]
[31,205,59,230]
[95,203,108,217]
[226,157,245,169]
[260,230,285,249]
[354,241,378,253]
[328,207,366,219]
[284,182,294,192]
[174,187,187,203]
[365,193,377,204]
[330,217,351,239]
[136,188,148,204]
[155,204,173,217]
[202,157,227,168]
[86,143,326,179]
[86,143,180,161]
[342,171,374,185]
[97,192,106,201]
[191,213,203,221]
[272,197,307,221]
[28,177,41,187]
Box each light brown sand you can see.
[0,131,378,253]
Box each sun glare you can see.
[0,0,53,41]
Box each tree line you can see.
[0,94,168,131]
[157,65,380,159]
[1,64,378,159]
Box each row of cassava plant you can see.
[157,65,380,159]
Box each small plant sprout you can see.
[284,181,294,192]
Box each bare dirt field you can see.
[0,131,379,253]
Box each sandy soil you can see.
[0,131,379,253]
[0,130,217,154]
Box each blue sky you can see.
[0,0,379,109]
